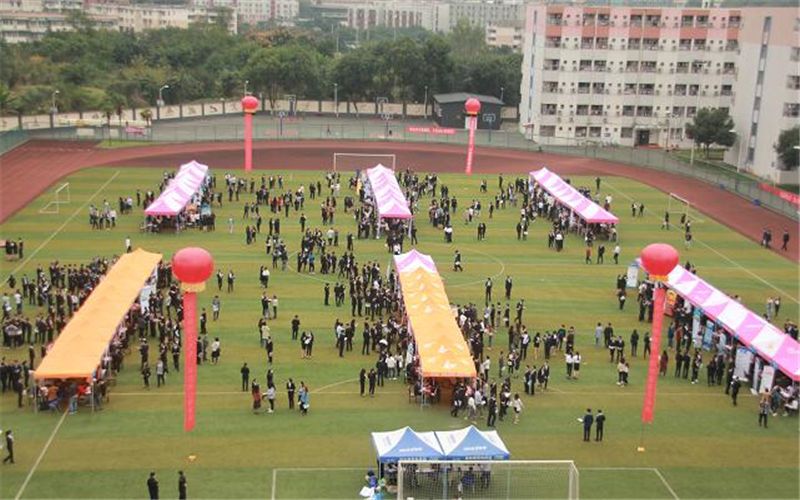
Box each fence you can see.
[3,120,797,221]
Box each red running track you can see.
[1,139,796,262]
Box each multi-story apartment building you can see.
[449,0,523,31]
[1,0,237,42]
[0,9,117,42]
[203,0,297,26]
[723,8,799,183]
[519,3,799,182]
[486,20,523,52]
[312,0,522,34]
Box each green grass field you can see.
[0,166,797,499]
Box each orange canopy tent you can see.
[396,257,476,379]
[34,249,163,380]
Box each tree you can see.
[775,126,800,170]
[447,18,487,60]
[244,48,282,109]
[332,47,376,113]
[685,108,735,158]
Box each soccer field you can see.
[0,166,797,499]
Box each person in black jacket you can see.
[359,368,366,397]
[595,410,606,441]
[582,409,593,442]
[178,471,187,499]
[147,472,159,500]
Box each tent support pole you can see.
[91,380,95,413]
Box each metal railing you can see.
[3,122,797,220]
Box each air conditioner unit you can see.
[571,89,575,93]
[671,46,676,51]
[656,90,660,95]
[701,90,707,95]
[617,89,622,94]
[667,90,673,95]
[714,91,719,96]
[569,117,574,122]
[605,89,610,94]
[658,68,662,72]
[557,116,562,123]
[603,117,608,123]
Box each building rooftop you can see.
[433,92,504,105]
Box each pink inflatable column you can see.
[241,95,259,172]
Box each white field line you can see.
[603,180,798,304]
[14,409,68,500]
[581,467,679,500]
[2,170,121,284]
[653,468,681,500]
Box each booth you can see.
[34,249,163,411]
[144,160,213,231]
[665,264,800,382]
[435,426,510,460]
[372,426,445,463]
[529,167,618,238]
[363,164,412,240]
[394,251,476,383]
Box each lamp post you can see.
[49,89,59,128]
[334,83,339,118]
[500,86,505,103]
[241,94,259,172]
[464,97,481,175]
[423,85,428,120]
[244,80,250,96]
[483,112,496,142]
[157,84,169,120]
[171,247,215,433]
[638,243,679,443]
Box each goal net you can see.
[666,193,702,224]
[39,182,71,214]
[396,460,579,500]
[333,153,396,172]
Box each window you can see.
[547,14,562,25]
[638,84,655,95]
[624,83,637,95]
[728,15,740,28]
[541,103,557,115]
[622,105,635,116]
[784,103,800,117]
[643,38,659,50]
[577,82,590,94]
[544,59,560,70]
[787,76,800,90]
[689,84,699,96]
[576,105,589,116]
[579,60,592,71]
[693,39,706,51]
[627,38,641,50]
[593,60,607,71]
[681,15,693,27]
[546,36,561,48]
[626,61,639,72]
[672,106,684,117]
[676,62,689,74]
[596,37,608,49]
[674,84,687,96]
[723,62,736,75]
[679,39,692,51]
[726,40,739,51]
[641,61,657,72]
[539,125,556,137]
[721,85,733,96]
[575,126,587,137]
[592,82,605,94]
[621,127,633,138]
[581,37,593,49]
[542,81,559,93]
[590,105,603,116]
[636,106,653,117]
[630,14,642,27]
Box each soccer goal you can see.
[39,182,71,214]
[667,192,703,224]
[396,460,579,500]
[333,153,396,172]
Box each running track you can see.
[1,139,797,262]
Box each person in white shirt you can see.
[613,244,621,264]
[211,338,221,364]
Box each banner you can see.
[751,357,762,394]
[465,115,477,175]
[405,126,456,135]
[702,322,715,350]
[734,347,754,381]
[759,365,776,394]
[626,263,639,288]
[759,182,800,208]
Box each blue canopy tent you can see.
[435,426,510,460]
[371,426,445,463]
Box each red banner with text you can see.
[405,126,457,135]
[759,183,800,208]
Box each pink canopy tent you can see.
[366,164,412,220]
[394,249,437,273]
[144,161,209,216]
[666,264,800,381]
[530,167,619,224]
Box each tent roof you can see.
[433,92,504,105]
[435,426,510,460]
[144,160,209,216]
[34,249,163,380]
[394,251,477,379]
[366,164,412,219]
[666,264,800,381]
[372,427,444,463]
[530,167,619,224]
